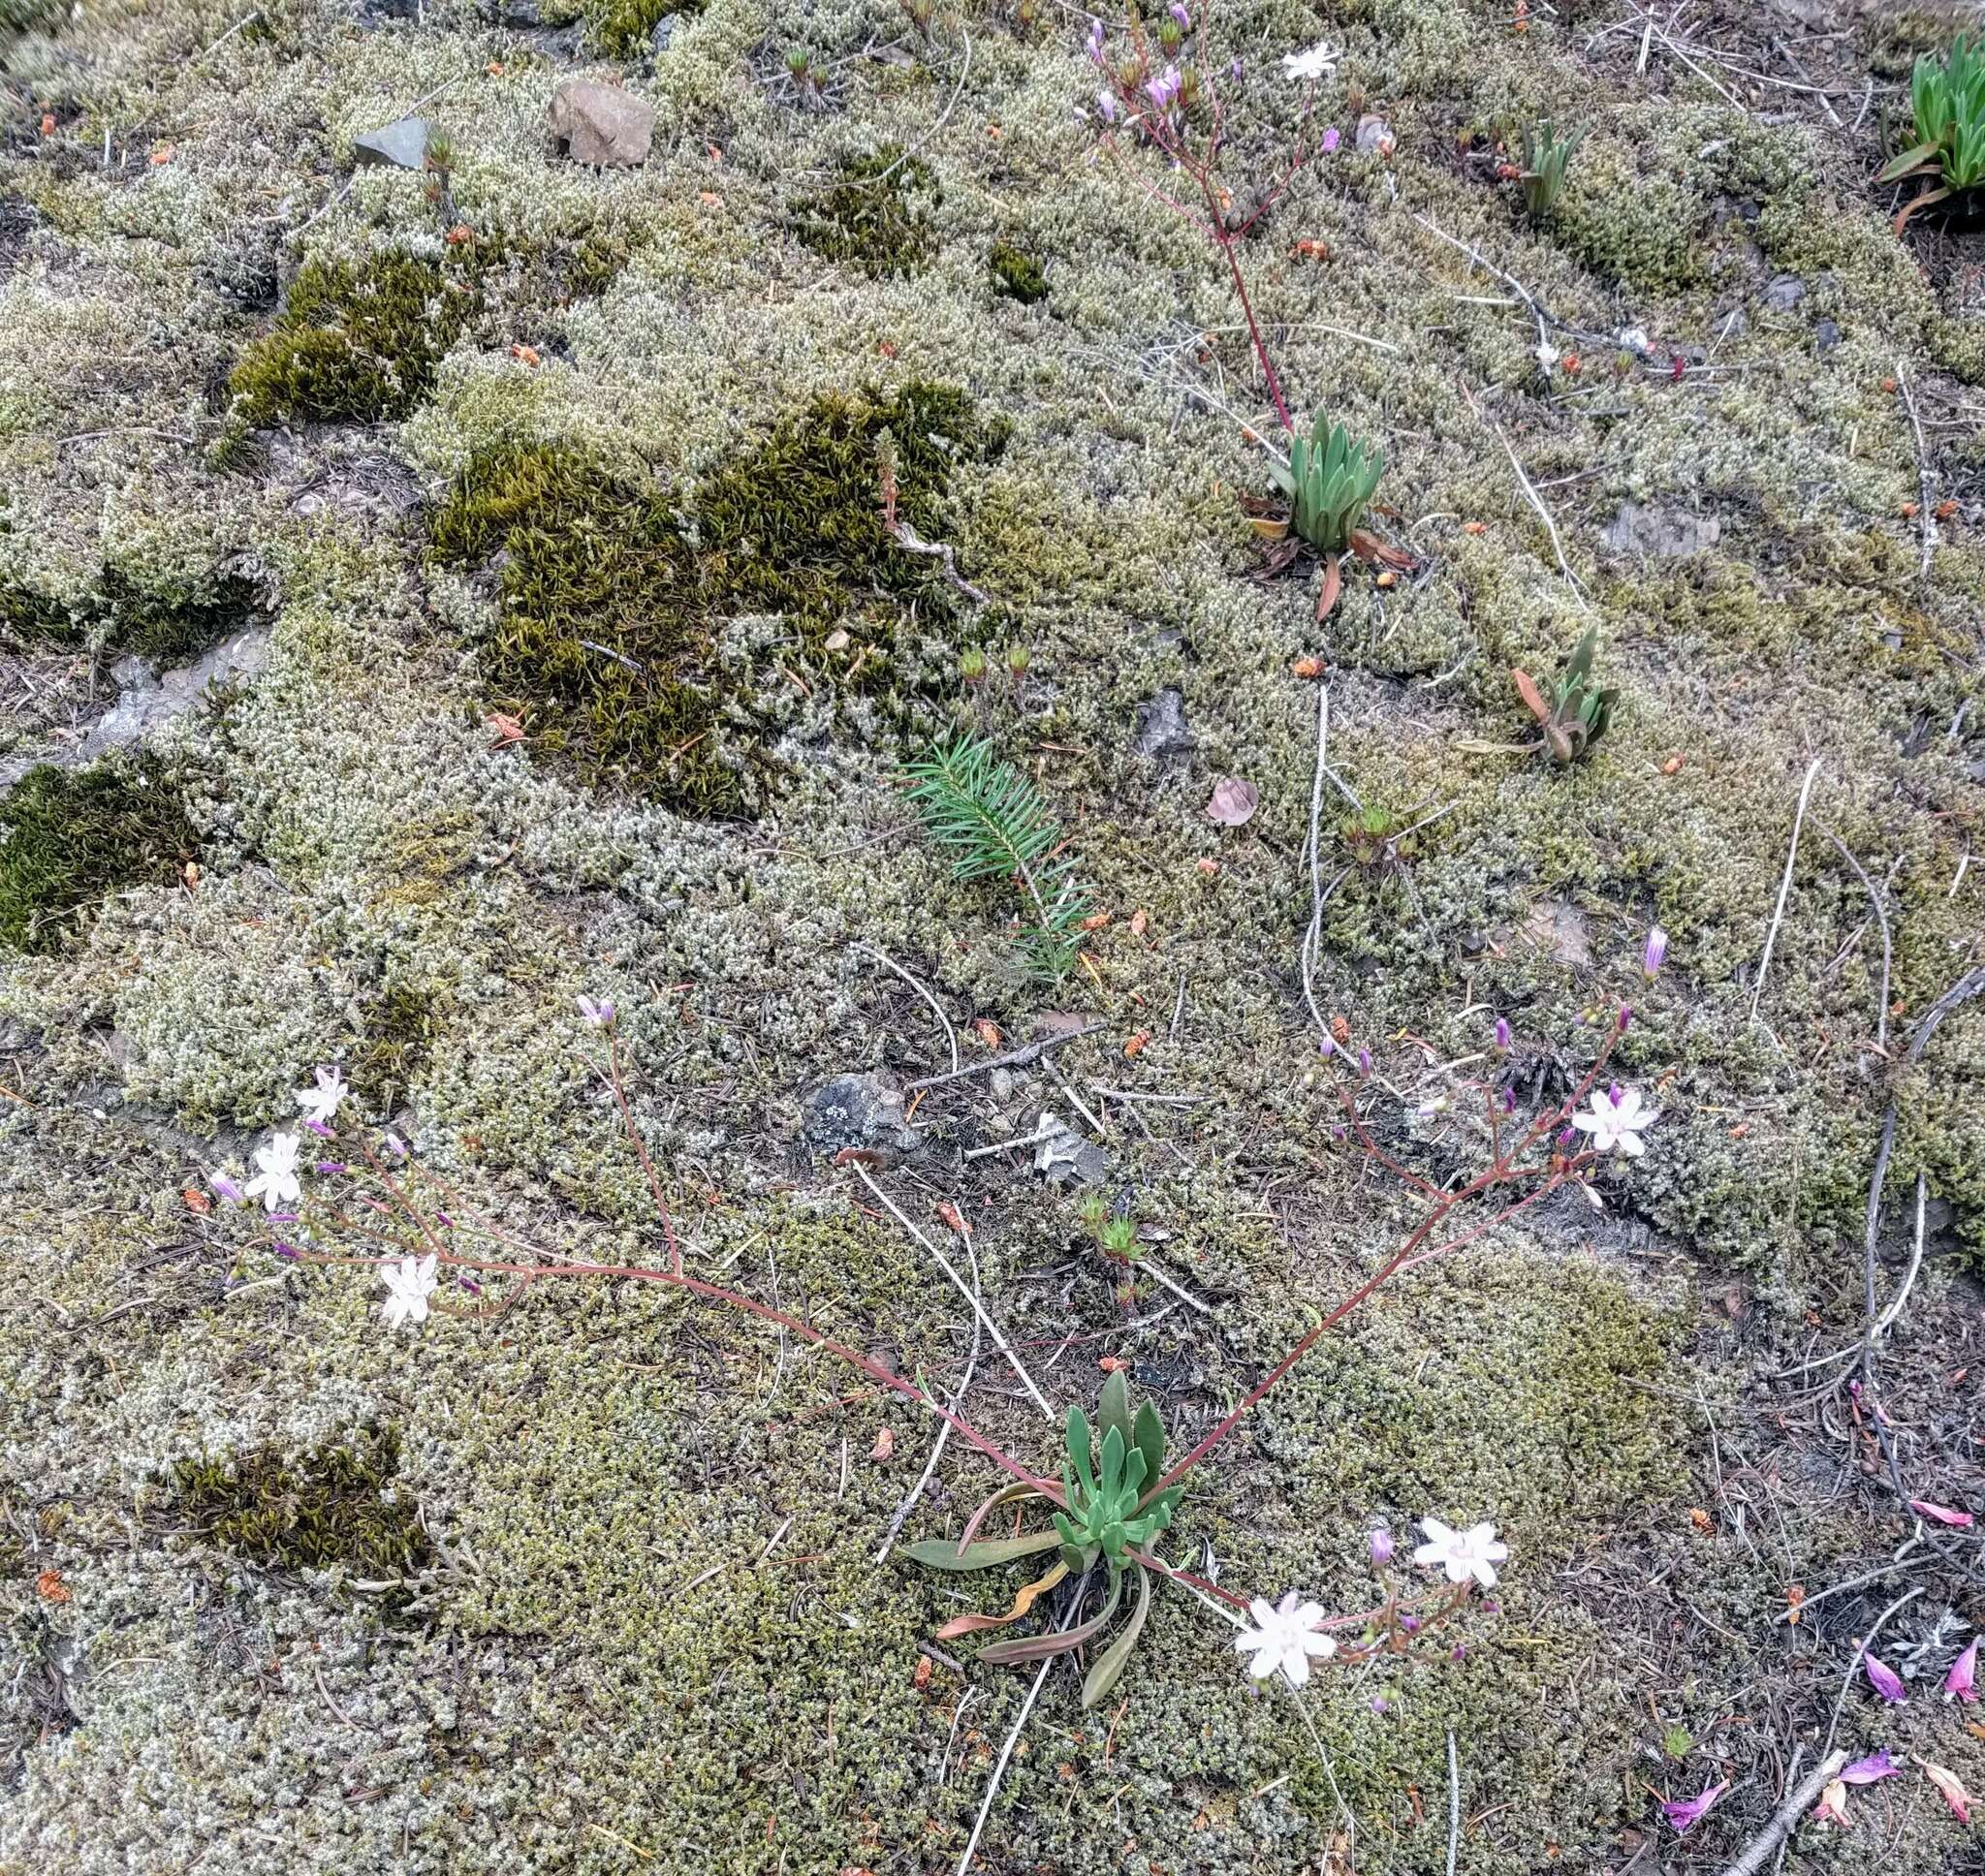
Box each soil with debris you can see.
[2,0,1983,1872]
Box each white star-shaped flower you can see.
[1412,1516,1507,1588]
[294,1065,348,1127]
[1234,1590,1338,1688]
[244,1132,302,1212]
[1571,1083,1659,1157]
[1281,40,1339,83]
[379,1254,440,1331]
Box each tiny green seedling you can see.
[1079,1191,1139,1260]
[1879,35,1985,233]
[900,1370,1185,1705]
[1517,119,1583,219]
[1511,626,1616,765]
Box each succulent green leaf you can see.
[1065,1407,1094,1499]
[900,1529,1063,1572]
[1097,1369,1132,1455]
[1097,1424,1125,1501]
[1132,1401,1166,1486]
[1081,1561,1153,1708]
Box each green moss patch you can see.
[989,239,1048,304]
[793,147,941,278]
[584,0,703,58]
[0,754,197,954]
[431,382,1007,811]
[166,1425,432,1585]
[231,251,476,426]
[1,560,266,664]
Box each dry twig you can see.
[1749,758,1822,1026]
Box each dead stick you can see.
[1714,1749,1845,1876]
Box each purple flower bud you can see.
[1500,1085,1517,1115]
[1085,16,1103,59]
[1643,925,1668,977]
[436,1212,455,1230]
[1357,1047,1372,1077]
[1946,1639,1978,1704]
[1556,1125,1576,1152]
[1399,1614,1421,1633]
[1607,1081,1623,1106]
[1318,1034,1335,1056]
[268,1212,299,1224]
[1228,56,1243,78]
[1145,63,1182,110]
[313,1161,346,1175]
[1451,1643,1468,1661]
[1493,1016,1512,1051]
[1369,1525,1394,1565]
[273,1241,299,1261]
[1331,1124,1346,1141]
[1321,126,1340,154]
[1369,1695,1388,1714]
[209,1172,244,1204]
[1841,1747,1904,1785]
[577,994,615,1027]
[1863,1653,1906,1704]
[1480,1598,1500,1614]
[457,1275,483,1295]
[1096,88,1117,122]
[1661,1781,1729,1837]
[1617,1004,1632,1032]
[303,1118,332,1139]
[1167,1,1190,28]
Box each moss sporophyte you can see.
[202,936,1666,1704]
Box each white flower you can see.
[244,1132,303,1212]
[1412,1516,1508,1588]
[1281,40,1339,83]
[294,1065,348,1126]
[1234,1590,1338,1688]
[1571,1083,1659,1157]
[379,1254,440,1330]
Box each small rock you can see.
[1617,325,1654,357]
[801,1072,920,1166]
[1134,688,1193,760]
[990,1067,1014,1102]
[1600,502,1722,559]
[649,11,681,52]
[1761,273,1806,313]
[1354,114,1394,158]
[547,79,655,168]
[352,117,431,172]
[1815,318,1842,353]
[1521,898,1592,970]
[1032,1110,1110,1187]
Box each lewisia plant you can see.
[199,958,1664,1704]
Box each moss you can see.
[584,0,702,57]
[230,251,474,426]
[988,239,1048,304]
[349,984,443,1112]
[166,1425,433,1588]
[431,382,1006,810]
[0,559,263,664]
[1551,133,1706,296]
[793,147,941,278]
[0,754,197,954]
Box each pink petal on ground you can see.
[1925,1763,1971,1824]
[1909,1498,1974,1528]
[1659,1779,1728,1836]
[1840,1747,1904,1784]
[1944,1638,1978,1704]
[1206,777,1260,827]
[1863,1653,1907,1704]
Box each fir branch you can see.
[903,734,1086,976]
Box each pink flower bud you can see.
[209,1172,244,1204]
[1368,1526,1394,1564]
[1493,1016,1511,1051]
[1863,1653,1906,1704]
[1643,926,1668,976]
